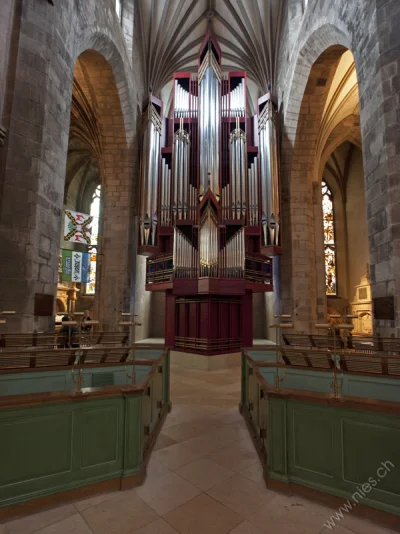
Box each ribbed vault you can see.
[135,0,284,110]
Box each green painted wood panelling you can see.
[0,349,170,508]
[123,395,142,476]
[267,397,400,517]
[133,349,164,360]
[0,412,73,487]
[268,399,287,478]
[289,408,335,479]
[0,398,125,506]
[341,418,400,494]
[77,405,121,469]
[246,349,277,362]
[258,367,400,403]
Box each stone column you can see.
[0,1,66,332]
[364,0,400,335]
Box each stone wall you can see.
[0,0,144,331]
[276,0,400,334]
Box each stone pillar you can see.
[364,0,400,335]
[0,1,65,332]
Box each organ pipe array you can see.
[174,80,198,119]
[248,157,259,225]
[139,101,162,248]
[173,228,198,278]
[220,228,245,278]
[139,31,278,356]
[160,158,171,226]
[199,204,219,278]
[173,119,190,221]
[199,48,221,198]
[259,98,280,247]
[138,31,281,271]
[229,117,247,220]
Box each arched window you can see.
[322,181,337,295]
[116,0,122,20]
[87,185,101,295]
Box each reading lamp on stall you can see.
[119,313,142,385]
[0,311,16,324]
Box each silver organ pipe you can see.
[229,79,245,118]
[161,159,171,226]
[140,102,162,246]
[259,98,279,246]
[247,157,259,226]
[199,49,221,197]
[220,228,245,278]
[173,120,190,222]
[230,117,247,220]
[199,205,218,277]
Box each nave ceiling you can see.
[135,0,285,115]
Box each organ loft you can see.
[139,30,280,354]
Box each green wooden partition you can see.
[241,351,400,518]
[0,350,170,510]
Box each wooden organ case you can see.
[139,32,281,355]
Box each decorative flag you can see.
[62,250,90,283]
[64,210,93,244]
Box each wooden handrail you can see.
[243,347,400,379]
[0,345,166,374]
[0,349,169,408]
[251,365,400,416]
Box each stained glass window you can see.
[87,185,101,295]
[322,181,337,295]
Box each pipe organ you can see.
[139,32,281,355]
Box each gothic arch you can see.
[62,44,138,328]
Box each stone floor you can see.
[2,365,397,534]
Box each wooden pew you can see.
[0,331,130,350]
[250,347,400,379]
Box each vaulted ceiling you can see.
[135,0,285,113]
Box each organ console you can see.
[138,31,281,355]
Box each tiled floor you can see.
[2,366,398,533]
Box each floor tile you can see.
[153,442,203,470]
[145,457,171,480]
[207,473,275,519]
[250,494,326,534]
[175,457,234,491]
[341,514,398,534]
[35,514,92,534]
[162,419,218,442]
[74,492,116,512]
[239,463,265,488]
[135,471,202,515]
[208,441,259,472]
[229,521,264,534]
[81,491,158,534]
[320,526,354,534]
[4,505,76,534]
[153,433,178,451]
[132,518,179,533]
[163,493,243,534]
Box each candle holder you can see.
[120,312,141,385]
[71,350,85,394]
[270,314,293,391]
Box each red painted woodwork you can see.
[170,294,249,354]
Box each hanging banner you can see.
[62,250,90,283]
[64,210,93,244]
